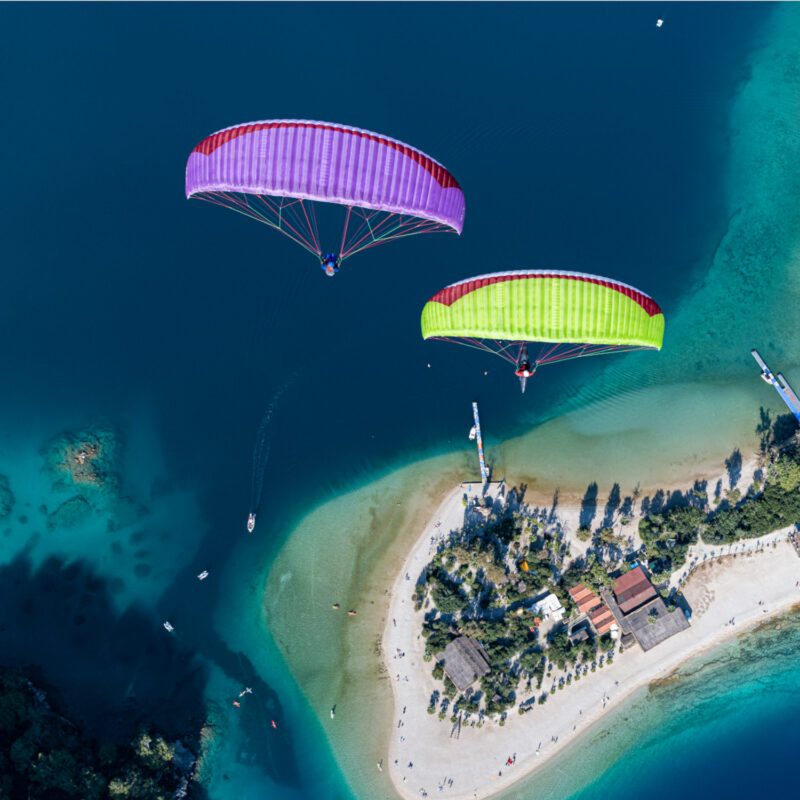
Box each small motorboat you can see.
[239,687,253,697]
[656,18,663,27]
[330,707,335,719]
[163,621,174,633]
[332,603,340,610]
[377,760,383,772]
[468,425,477,441]
[271,720,277,729]
[197,570,209,580]
[247,513,256,533]
[233,701,241,708]
[347,610,357,616]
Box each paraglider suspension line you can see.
[339,207,454,260]
[196,192,322,257]
[435,338,654,368]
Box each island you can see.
[382,433,800,799]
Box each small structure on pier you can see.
[752,349,800,424]
[437,635,491,692]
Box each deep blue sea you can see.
[1,3,798,800]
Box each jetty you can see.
[751,349,800,424]
[472,401,489,486]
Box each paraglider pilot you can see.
[321,253,340,277]
[515,347,534,380]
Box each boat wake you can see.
[250,376,296,515]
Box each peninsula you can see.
[381,437,800,800]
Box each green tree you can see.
[773,455,800,492]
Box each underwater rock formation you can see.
[42,425,121,496]
[46,496,92,531]
[0,475,14,519]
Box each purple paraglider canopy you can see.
[186,119,465,266]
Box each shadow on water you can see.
[0,550,300,790]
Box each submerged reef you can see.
[46,495,93,531]
[0,475,14,519]
[42,425,121,496]
[0,665,200,800]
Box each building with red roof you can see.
[568,583,616,636]
[613,566,658,614]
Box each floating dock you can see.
[472,401,489,486]
[751,349,800,424]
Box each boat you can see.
[271,720,277,729]
[332,603,340,610]
[247,513,256,533]
[239,687,253,697]
[233,701,241,708]
[468,425,477,441]
[163,621,174,633]
[330,707,335,719]
[377,760,383,772]
[347,610,357,616]
[656,18,663,27]
[197,570,209,580]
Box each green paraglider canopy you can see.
[421,270,664,389]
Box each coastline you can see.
[381,477,800,800]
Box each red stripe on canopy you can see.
[193,121,461,190]
[430,272,662,317]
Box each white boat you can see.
[239,687,253,697]
[163,621,174,633]
[330,707,335,719]
[247,513,256,533]
[197,570,209,580]
[656,18,663,27]
[468,425,477,441]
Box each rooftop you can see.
[437,636,492,692]
[602,589,689,651]
[528,592,565,620]
[568,583,603,614]
[588,604,616,635]
[613,566,658,614]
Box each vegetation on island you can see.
[0,666,196,800]
[415,423,800,725]
[416,502,608,723]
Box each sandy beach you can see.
[381,476,800,800]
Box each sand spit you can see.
[381,483,800,800]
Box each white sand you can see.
[381,482,800,800]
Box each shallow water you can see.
[0,2,798,800]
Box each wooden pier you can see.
[471,402,489,486]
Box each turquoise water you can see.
[492,609,800,800]
[0,2,799,800]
